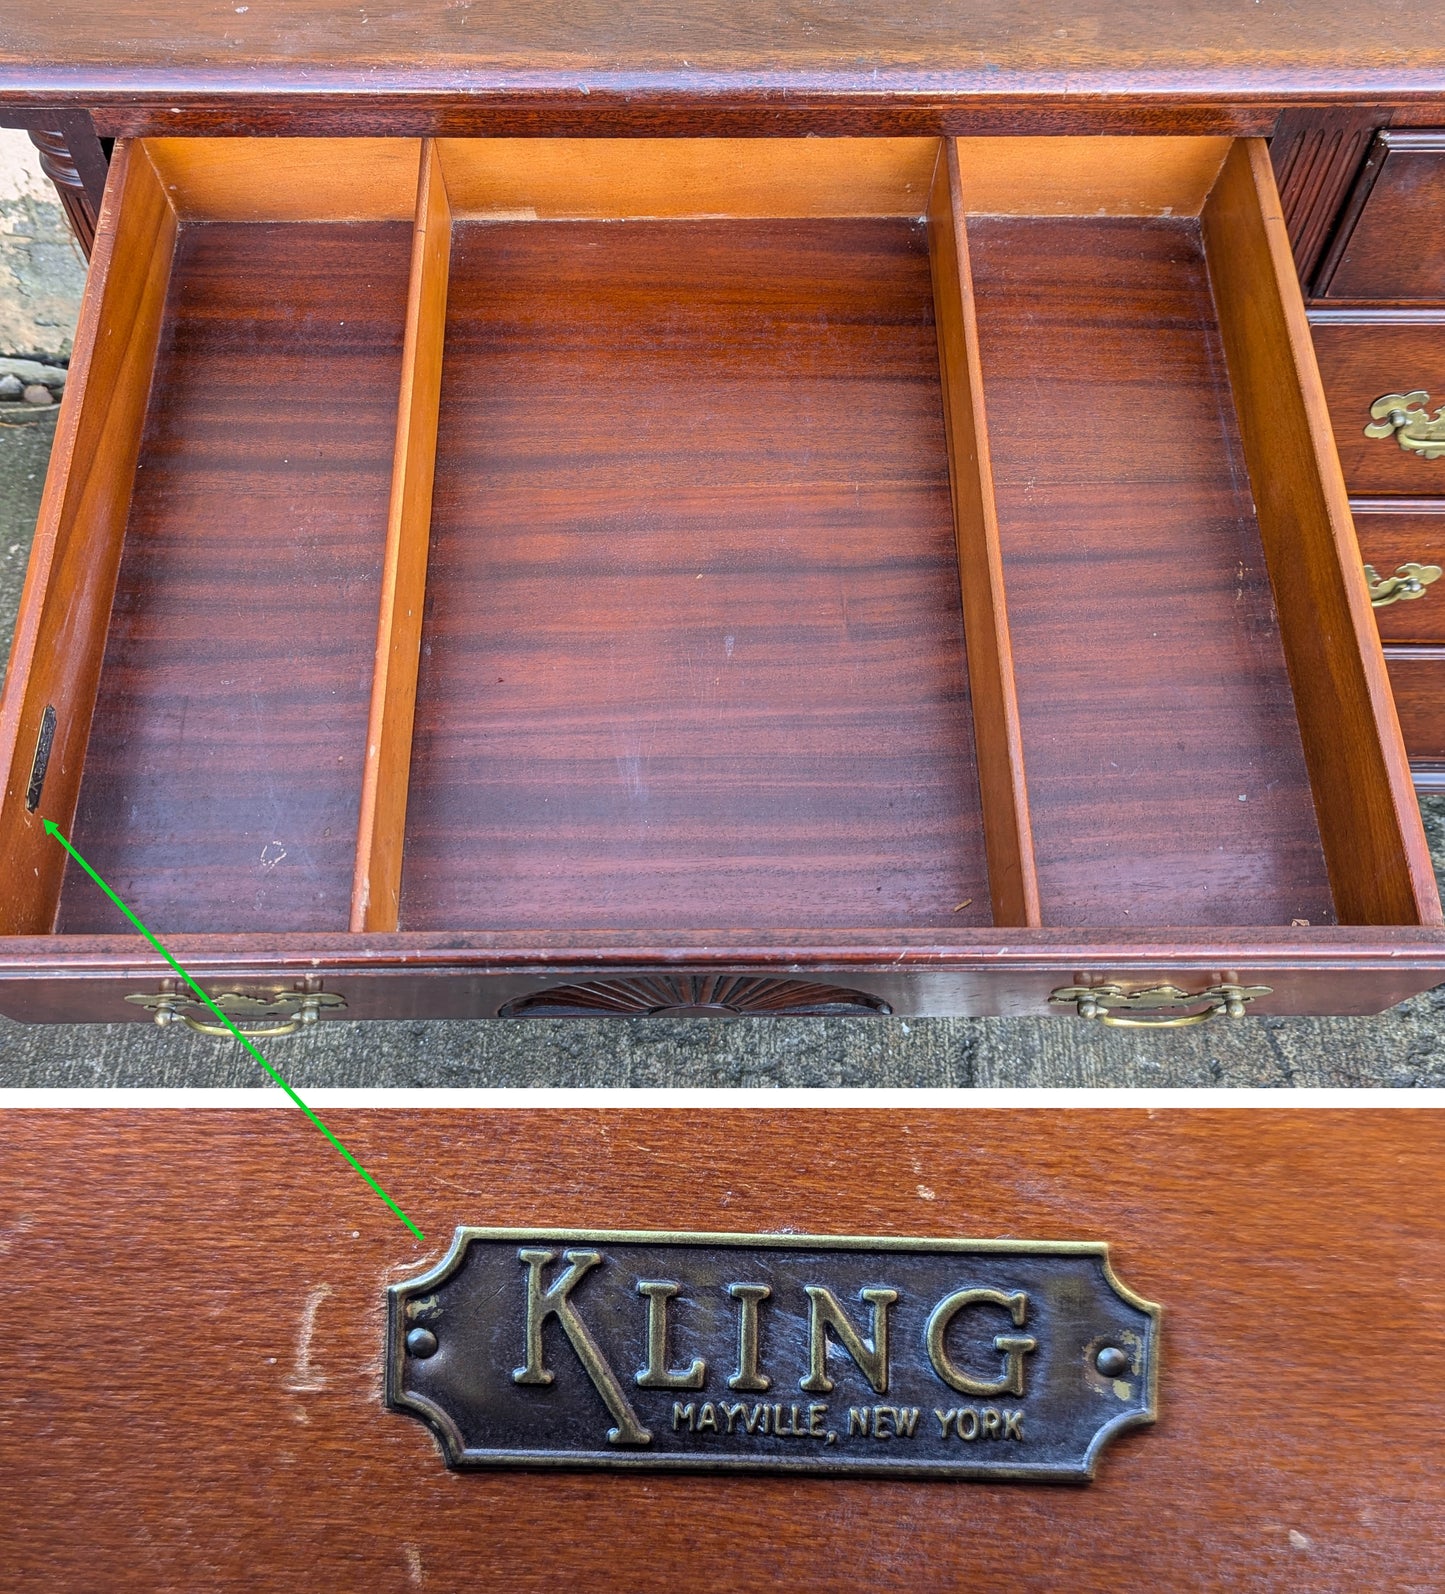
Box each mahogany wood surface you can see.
[1384,647,1445,762]
[401,216,989,933]
[927,143,1039,930]
[56,220,412,936]
[1201,140,1439,930]
[1,1109,1440,1590]
[4,925,1443,1023]
[1318,131,1445,303]
[1311,313,1445,496]
[1354,504,1445,645]
[3,2,1445,130]
[352,142,452,934]
[8,135,1445,1016]
[1268,108,1380,292]
[0,140,174,936]
[966,207,1331,929]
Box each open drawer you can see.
[1,135,1441,1027]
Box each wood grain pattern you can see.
[436,136,940,220]
[967,206,1332,928]
[4,0,1445,113]
[352,142,452,934]
[1318,131,1445,302]
[431,136,1228,223]
[927,143,1039,928]
[1310,313,1445,495]
[1201,139,1440,927]
[1,1109,1441,1590]
[950,136,1230,217]
[142,136,422,221]
[88,103,1281,145]
[1353,503,1445,644]
[55,220,412,936]
[400,217,989,933]
[4,923,1443,1023]
[1384,646,1445,760]
[0,139,176,936]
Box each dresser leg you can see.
[25,113,110,260]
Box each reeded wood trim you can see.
[1268,108,1379,292]
[0,140,176,935]
[1202,138,1441,928]
[927,140,1040,928]
[351,140,452,933]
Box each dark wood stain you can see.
[1355,508,1445,644]
[1,1109,1441,1588]
[1384,646,1445,760]
[401,218,987,932]
[58,221,411,934]
[1321,136,1445,301]
[966,217,1333,928]
[4,0,1445,122]
[1313,318,1445,496]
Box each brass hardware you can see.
[1365,391,1445,459]
[387,1227,1160,1480]
[1365,561,1442,607]
[1049,982,1271,1026]
[124,986,346,1037]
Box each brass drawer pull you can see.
[124,987,346,1037]
[1365,391,1445,460]
[1365,561,1442,607]
[1049,982,1271,1026]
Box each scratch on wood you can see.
[287,1282,333,1392]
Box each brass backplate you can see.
[386,1228,1160,1481]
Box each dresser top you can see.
[1,0,1442,125]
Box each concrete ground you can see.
[3,129,1444,1088]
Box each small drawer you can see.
[1354,505,1445,642]
[1317,131,1445,302]
[1384,646,1445,761]
[1311,313,1445,495]
[1,134,1441,1022]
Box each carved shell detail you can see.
[498,975,891,1018]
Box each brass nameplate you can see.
[386,1229,1160,1481]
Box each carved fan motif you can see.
[498,975,890,1018]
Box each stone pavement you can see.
[2,129,1442,1088]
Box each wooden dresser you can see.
[5,8,1445,1026]
[2,1107,1441,1590]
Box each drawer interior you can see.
[59,220,413,934]
[1,135,1436,941]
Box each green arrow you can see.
[44,819,423,1242]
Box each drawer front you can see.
[1318,130,1445,302]
[0,949,1439,1024]
[1355,508,1445,642]
[1312,317,1445,494]
[4,136,1440,1020]
[2,1109,1441,1589]
[1385,646,1445,759]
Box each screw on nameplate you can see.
[386,1228,1161,1481]
[25,704,56,813]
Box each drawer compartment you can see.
[0,135,1439,1019]
[1317,130,1445,302]
[1311,313,1445,494]
[1355,504,1445,643]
